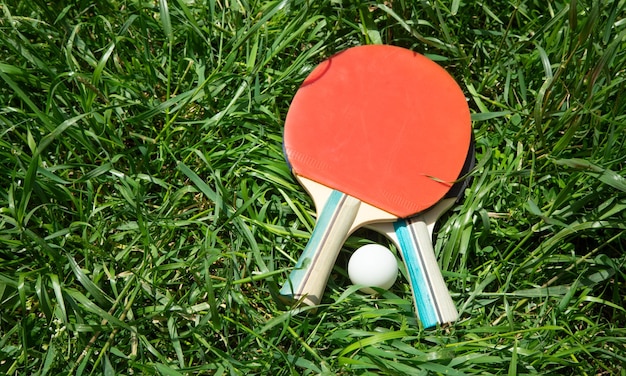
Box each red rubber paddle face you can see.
[284,45,471,218]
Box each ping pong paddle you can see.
[279,45,471,307]
[369,139,475,328]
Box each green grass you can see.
[1,0,625,374]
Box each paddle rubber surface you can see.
[284,45,471,217]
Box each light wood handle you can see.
[394,217,459,327]
[280,190,360,306]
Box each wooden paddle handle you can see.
[394,218,459,328]
[279,190,360,306]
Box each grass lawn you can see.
[1,0,626,374]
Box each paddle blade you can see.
[284,45,471,218]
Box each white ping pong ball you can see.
[348,244,398,294]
